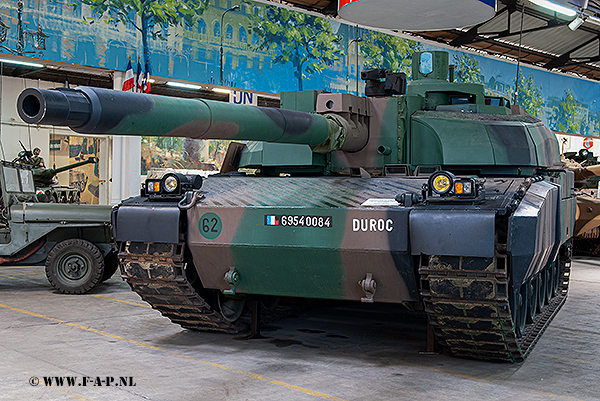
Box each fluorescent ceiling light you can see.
[569,14,586,30]
[0,58,44,68]
[529,0,576,17]
[212,88,231,94]
[166,81,202,90]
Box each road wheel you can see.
[544,265,553,303]
[45,239,104,294]
[260,296,280,315]
[511,282,527,338]
[217,292,246,322]
[101,250,119,282]
[526,276,538,324]
[551,258,560,297]
[536,271,546,312]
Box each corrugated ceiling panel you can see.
[572,38,600,59]
[495,26,596,58]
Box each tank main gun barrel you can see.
[32,157,98,186]
[17,87,354,153]
[44,157,99,176]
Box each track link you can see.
[119,242,245,333]
[419,250,571,362]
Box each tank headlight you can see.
[425,170,481,201]
[145,180,161,193]
[163,174,179,193]
[431,172,454,195]
[144,172,203,199]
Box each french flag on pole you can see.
[143,61,151,93]
[136,59,143,93]
[122,59,135,91]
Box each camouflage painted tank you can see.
[12,143,97,203]
[32,157,98,203]
[17,51,575,362]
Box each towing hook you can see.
[395,192,424,207]
[178,191,204,210]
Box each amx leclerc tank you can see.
[17,51,575,362]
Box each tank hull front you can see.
[179,176,545,303]
[116,174,573,361]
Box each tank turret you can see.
[16,51,576,363]
[18,51,558,177]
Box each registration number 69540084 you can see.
[265,215,332,228]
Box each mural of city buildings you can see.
[1,0,598,137]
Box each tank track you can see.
[419,249,571,362]
[119,242,245,333]
[120,239,570,361]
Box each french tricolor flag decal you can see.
[266,215,279,226]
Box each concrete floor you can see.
[1,258,599,401]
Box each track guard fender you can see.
[114,204,181,244]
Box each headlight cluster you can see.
[426,171,481,200]
[144,173,203,199]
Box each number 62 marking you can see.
[199,212,222,239]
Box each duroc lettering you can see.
[352,218,393,232]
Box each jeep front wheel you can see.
[45,239,104,294]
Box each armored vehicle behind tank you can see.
[563,150,600,255]
[18,51,575,362]
[32,157,98,203]
[13,143,98,203]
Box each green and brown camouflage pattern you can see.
[18,51,576,362]
[18,53,559,176]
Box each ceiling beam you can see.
[544,35,599,68]
[450,6,511,46]
[450,2,572,47]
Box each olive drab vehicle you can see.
[13,142,99,203]
[0,160,116,293]
[17,51,576,362]
[32,157,99,203]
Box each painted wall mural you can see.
[140,136,221,174]
[1,0,599,166]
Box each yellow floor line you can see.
[0,270,40,276]
[547,326,600,338]
[41,386,93,401]
[0,302,347,401]
[0,301,590,401]
[0,273,42,285]
[88,294,152,308]
[533,352,600,367]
